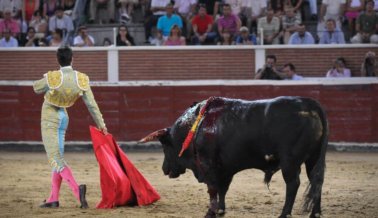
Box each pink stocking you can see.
[47,171,62,203]
[60,166,80,202]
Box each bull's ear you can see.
[138,128,170,143]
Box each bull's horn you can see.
[139,128,168,143]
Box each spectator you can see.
[197,0,221,19]
[283,63,303,80]
[217,3,241,38]
[361,51,376,76]
[157,3,183,39]
[282,7,302,44]
[29,10,48,36]
[288,23,315,44]
[235,26,257,45]
[144,0,170,42]
[19,26,39,47]
[319,18,346,44]
[49,28,63,47]
[23,0,40,24]
[224,0,243,17]
[269,0,303,18]
[326,57,352,77]
[257,8,280,44]
[116,24,135,46]
[102,37,112,46]
[319,0,346,26]
[0,29,18,47]
[191,4,217,45]
[0,0,22,19]
[351,0,378,43]
[240,0,267,34]
[48,6,74,43]
[149,27,164,46]
[345,0,365,36]
[73,25,95,47]
[163,24,186,45]
[0,8,21,38]
[173,0,197,38]
[43,0,60,18]
[89,0,115,23]
[217,28,235,45]
[119,0,138,23]
[254,55,284,80]
[37,37,49,46]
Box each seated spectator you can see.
[149,27,164,46]
[0,9,21,38]
[217,3,242,38]
[361,51,376,76]
[49,28,63,47]
[119,0,138,23]
[198,0,221,19]
[157,3,183,39]
[19,27,39,47]
[240,0,267,34]
[73,25,95,47]
[217,28,235,45]
[282,7,302,44]
[116,24,135,46]
[163,24,186,45]
[37,37,49,46]
[288,23,315,44]
[255,55,284,80]
[345,0,365,36]
[326,57,352,77]
[0,29,18,47]
[173,0,197,38]
[283,63,304,80]
[29,10,48,37]
[22,0,40,24]
[319,18,346,44]
[144,0,170,42]
[49,6,74,43]
[191,4,217,45]
[0,0,22,19]
[43,0,60,18]
[235,26,257,45]
[351,0,378,43]
[257,8,280,44]
[89,0,115,23]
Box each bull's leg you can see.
[205,185,218,218]
[305,157,322,218]
[217,175,233,216]
[279,166,301,218]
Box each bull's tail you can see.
[302,100,328,213]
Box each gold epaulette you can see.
[76,71,90,91]
[45,71,63,89]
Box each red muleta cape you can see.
[89,126,160,208]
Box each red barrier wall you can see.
[1,84,377,142]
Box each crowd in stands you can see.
[0,0,377,47]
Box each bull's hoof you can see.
[217,209,226,216]
[278,214,292,218]
[310,213,321,218]
[205,209,216,218]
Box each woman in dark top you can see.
[116,25,135,46]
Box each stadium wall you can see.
[0,79,377,143]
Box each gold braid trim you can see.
[76,71,90,91]
[46,71,63,89]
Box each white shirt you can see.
[0,37,18,47]
[241,0,267,17]
[151,0,171,15]
[225,0,243,15]
[322,0,346,16]
[174,0,197,15]
[73,35,95,47]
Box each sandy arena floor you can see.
[0,151,377,218]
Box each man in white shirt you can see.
[73,26,95,47]
[241,0,266,34]
[0,29,18,47]
[49,6,74,44]
[283,63,304,80]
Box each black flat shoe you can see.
[40,200,59,208]
[79,184,88,209]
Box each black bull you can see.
[140,96,328,218]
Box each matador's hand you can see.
[101,127,108,135]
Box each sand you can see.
[0,151,377,218]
